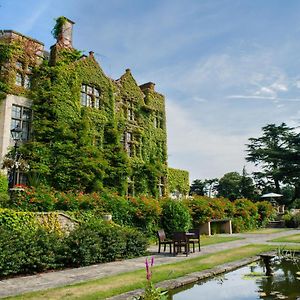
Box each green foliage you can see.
[190,179,206,196]
[62,218,147,267]
[0,208,36,231]
[232,198,259,231]
[0,173,9,207]
[185,196,272,233]
[51,16,67,39]
[0,226,62,277]
[168,168,189,196]
[256,201,276,227]
[283,212,300,228]
[161,199,192,237]
[184,196,214,225]
[128,196,162,236]
[246,123,300,201]
[12,187,161,236]
[0,216,147,277]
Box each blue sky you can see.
[1,0,300,181]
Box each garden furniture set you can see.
[157,229,201,256]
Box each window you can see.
[14,61,32,89]
[123,131,134,157]
[158,177,165,197]
[11,105,32,141]
[154,113,163,129]
[81,84,101,108]
[127,177,135,196]
[15,72,23,86]
[24,74,31,89]
[126,102,135,121]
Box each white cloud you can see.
[166,100,255,180]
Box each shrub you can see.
[284,212,300,228]
[62,218,147,267]
[0,173,9,208]
[0,226,62,277]
[0,208,36,231]
[184,196,213,226]
[100,192,134,226]
[129,196,162,236]
[256,201,275,227]
[233,198,259,231]
[161,199,192,237]
[0,173,8,193]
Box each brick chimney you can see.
[56,17,75,48]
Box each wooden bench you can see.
[199,219,232,236]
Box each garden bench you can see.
[199,219,232,236]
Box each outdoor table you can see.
[173,232,194,256]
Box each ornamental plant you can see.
[136,257,167,300]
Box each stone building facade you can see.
[0,17,188,197]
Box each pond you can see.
[169,257,300,299]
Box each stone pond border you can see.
[107,255,262,300]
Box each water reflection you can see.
[169,259,300,300]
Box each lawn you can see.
[245,228,289,234]
[269,233,300,243]
[7,244,300,300]
[200,234,243,246]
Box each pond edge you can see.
[107,255,263,300]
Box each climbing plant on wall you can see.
[0,17,189,197]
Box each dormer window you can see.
[81,84,101,108]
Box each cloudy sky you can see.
[1,0,300,181]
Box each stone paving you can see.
[0,229,299,298]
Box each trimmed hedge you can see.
[0,218,147,278]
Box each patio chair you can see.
[157,229,172,253]
[188,228,201,252]
[173,231,189,256]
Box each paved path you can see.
[0,229,299,298]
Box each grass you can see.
[200,234,243,246]
[244,228,289,234]
[7,244,300,300]
[269,233,300,243]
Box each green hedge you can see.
[0,218,147,278]
[185,196,275,232]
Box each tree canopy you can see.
[246,123,300,201]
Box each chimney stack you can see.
[57,17,75,48]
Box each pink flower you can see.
[145,257,154,281]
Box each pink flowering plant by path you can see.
[135,257,168,300]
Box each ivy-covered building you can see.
[0,17,189,197]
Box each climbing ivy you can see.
[168,168,190,196]
[51,16,68,40]
[0,18,189,198]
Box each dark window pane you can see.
[12,105,21,119]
